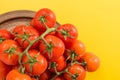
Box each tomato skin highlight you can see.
[64,64,86,80]
[32,8,56,32]
[0,39,22,65]
[56,24,78,48]
[6,69,32,80]
[82,52,100,72]
[22,49,48,75]
[0,61,12,80]
[13,25,40,49]
[39,35,65,60]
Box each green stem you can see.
[43,20,49,29]
[71,53,75,66]
[50,71,63,80]
[19,27,56,65]
[41,37,50,47]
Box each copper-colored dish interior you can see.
[0,10,59,32]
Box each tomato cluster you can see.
[0,8,100,80]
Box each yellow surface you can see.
[0,0,120,80]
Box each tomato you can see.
[56,24,78,48]
[64,64,86,80]
[0,61,12,80]
[39,70,51,80]
[13,25,25,33]
[39,35,65,60]
[54,75,66,80]
[31,78,36,80]
[32,8,56,32]
[6,69,32,80]
[65,40,85,60]
[0,40,22,65]
[30,19,34,27]
[82,52,100,72]
[49,56,66,73]
[0,29,13,43]
[13,25,40,49]
[22,49,48,75]
[12,64,21,71]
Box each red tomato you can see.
[49,56,66,73]
[0,40,22,65]
[0,61,12,80]
[82,52,100,72]
[56,24,78,48]
[13,25,25,33]
[39,70,51,80]
[64,64,86,80]
[13,25,40,49]
[30,20,34,27]
[32,8,56,32]
[6,69,32,80]
[12,65,21,71]
[31,78,36,80]
[65,40,85,60]
[0,29,13,43]
[54,75,66,80]
[22,49,48,75]
[39,35,65,60]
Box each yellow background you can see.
[0,0,120,80]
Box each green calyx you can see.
[71,73,79,80]
[31,75,40,80]
[29,54,39,73]
[59,29,74,40]
[39,15,49,29]
[49,62,60,75]
[5,47,16,58]
[49,62,57,68]
[39,15,47,23]
[15,27,32,44]
[22,32,31,40]
[81,59,87,67]
[66,50,77,62]
[60,29,69,40]
[65,68,79,80]
[0,36,5,43]
[45,41,54,59]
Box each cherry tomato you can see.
[49,56,66,73]
[32,8,56,32]
[22,49,48,75]
[39,35,65,60]
[56,24,78,48]
[12,65,19,69]
[6,69,32,80]
[65,40,85,60]
[82,52,100,72]
[13,25,26,34]
[31,78,36,80]
[0,29,13,43]
[0,61,12,80]
[39,70,51,80]
[64,64,86,80]
[54,75,66,80]
[13,25,40,49]
[0,40,22,65]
